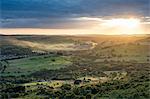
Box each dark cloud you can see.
[1,18,99,28]
[1,0,149,28]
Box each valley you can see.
[0,34,150,99]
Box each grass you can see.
[2,55,72,76]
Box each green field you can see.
[2,55,72,76]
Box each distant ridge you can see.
[0,33,149,37]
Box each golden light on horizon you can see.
[101,18,140,28]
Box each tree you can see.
[86,94,92,99]
[61,84,71,91]
[51,59,56,62]
[1,60,9,73]
[64,92,76,99]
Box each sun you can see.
[100,18,141,35]
[102,18,140,28]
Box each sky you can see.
[0,0,150,35]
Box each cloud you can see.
[1,0,149,28]
[1,18,100,29]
